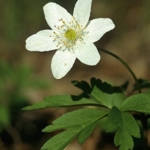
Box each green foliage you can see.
[24,78,150,150]
[78,120,98,144]
[23,95,100,110]
[91,86,126,108]
[72,78,126,109]
[121,93,150,113]
[107,106,122,132]
[42,108,108,150]
[43,108,108,132]
[107,107,140,150]
[41,127,82,150]
[114,128,134,150]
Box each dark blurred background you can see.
[0,0,150,149]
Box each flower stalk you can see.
[98,48,141,93]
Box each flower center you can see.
[53,18,88,51]
[65,29,77,41]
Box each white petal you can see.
[83,18,115,42]
[26,30,58,52]
[73,0,92,27]
[43,3,73,31]
[75,42,100,65]
[51,50,76,79]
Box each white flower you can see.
[25,0,115,79]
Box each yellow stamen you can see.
[65,29,77,41]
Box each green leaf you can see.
[91,86,125,108]
[107,107,140,149]
[42,108,108,150]
[41,127,83,150]
[114,128,134,150]
[111,93,126,109]
[45,95,99,107]
[107,107,140,138]
[98,116,108,131]
[43,108,108,132]
[23,95,100,110]
[122,113,140,138]
[107,107,122,132]
[78,120,98,144]
[121,93,150,113]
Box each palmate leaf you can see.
[121,93,150,113]
[107,107,140,150]
[72,78,128,109]
[42,108,108,150]
[107,107,140,138]
[91,86,126,108]
[23,95,100,110]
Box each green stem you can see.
[98,48,141,93]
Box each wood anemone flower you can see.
[25,0,115,79]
